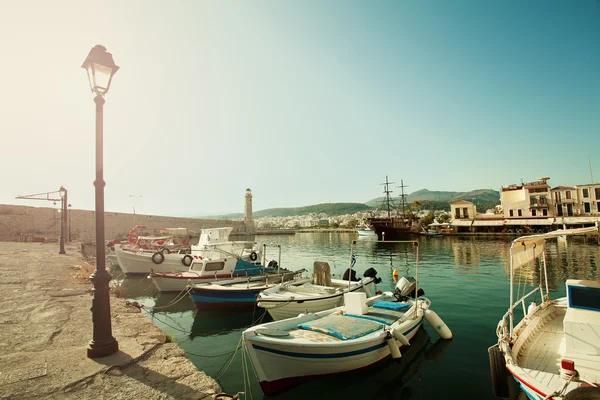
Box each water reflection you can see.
[264,328,452,400]
[190,308,271,339]
[116,276,157,299]
[152,292,196,314]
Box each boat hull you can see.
[368,218,415,241]
[259,294,345,320]
[190,287,264,309]
[257,281,372,321]
[115,247,190,276]
[244,312,424,395]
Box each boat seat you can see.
[373,300,411,312]
[312,261,333,287]
[298,314,383,340]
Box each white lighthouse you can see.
[244,188,255,234]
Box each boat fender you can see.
[181,254,193,267]
[386,333,402,359]
[152,252,165,265]
[249,251,258,262]
[424,309,452,339]
[391,327,411,346]
[182,239,189,246]
[527,302,537,317]
[488,345,509,398]
[563,386,600,400]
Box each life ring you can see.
[488,346,509,398]
[128,229,138,244]
[151,252,165,265]
[160,247,171,254]
[249,251,258,262]
[181,254,193,267]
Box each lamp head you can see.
[81,45,119,95]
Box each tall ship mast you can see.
[368,176,418,240]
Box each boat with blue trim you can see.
[243,240,452,395]
[188,269,304,309]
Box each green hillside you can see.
[366,188,499,207]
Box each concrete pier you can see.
[0,241,220,399]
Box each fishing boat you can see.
[257,257,382,321]
[489,226,600,399]
[243,240,452,395]
[189,269,304,310]
[150,258,273,292]
[115,226,260,276]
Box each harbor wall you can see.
[0,204,246,242]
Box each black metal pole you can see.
[59,196,66,254]
[87,93,119,358]
[68,205,72,242]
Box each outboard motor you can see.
[267,260,278,269]
[342,269,359,281]
[363,267,382,284]
[395,276,425,300]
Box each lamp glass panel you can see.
[92,62,113,93]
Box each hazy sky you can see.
[1,1,599,216]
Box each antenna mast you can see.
[589,155,595,184]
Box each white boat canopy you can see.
[510,226,599,269]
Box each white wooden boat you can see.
[243,240,452,395]
[115,226,260,276]
[257,261,381,321]
[490,226,600,399]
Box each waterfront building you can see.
[448,177,600,234]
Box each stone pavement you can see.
[0,241,220,399]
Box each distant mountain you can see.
[208,203,371,219]
[206,190,500,219]
[365,189,500,208]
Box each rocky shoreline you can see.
[0,241,221,399]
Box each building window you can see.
[509,210,514,217]
[584,203,591,213]
[542,209,548,216]
[597,202,600,213]
[555,192,561,202]
[540,196,547,205]
[532,210,537,217]
[462,207,468,218]
[595,188,600,199]
[565,191,572,200]
[517,209,522,217]
[583,188,589,198]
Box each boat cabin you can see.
[564,279,600,356]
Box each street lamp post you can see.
[59,186,67,254]
[68,203,72,242]
[82,44,119,358]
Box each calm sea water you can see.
[116,232,600,400]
